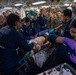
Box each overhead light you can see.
[64,4,69,6]
[41,5,50,8]
[30,7,34,10]
[14,3,22,6]
[4,7,12,10]
[32,1,46,5]
[74,0,76,2]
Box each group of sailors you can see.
[0,7,76,75]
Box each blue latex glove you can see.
[27,40,30,43]
[30,36,35,39]
[49,29,54,34]
[37,28,54,35]
[70,54,76,64]
[63,37,76,50]
[30,35,37,39]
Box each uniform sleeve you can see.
[17,32,34,52]
[48,33,58,44]
[18,29,31,40]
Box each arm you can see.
[55,36,64,43]
[55,24,63,30]
[48,33,76,50]
[56,37,76,50]
[17,33,34,52]
[63,37,76,50]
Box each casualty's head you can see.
[23,17,30,27]
[70,19,76,40]
[7,13,21,30]
[62,9,72,22]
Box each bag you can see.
[32,46,55,68]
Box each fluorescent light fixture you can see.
[64,4,69,6]
[30,7,34,10]
[41,5,50,8]
[4,7,12,9]
[74,0,76,2]
[32,1,46,5]
[14,3,22,6]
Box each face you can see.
[5,11,11,17]
[40,9,44,15]
[63,14,70,22]
[33,15,37,20]
[24,22,30,27]
[16,20,22,30]
[63,14,67,21]
[0,15,5,26]
[70,27,76,40]
[57,12,62,17]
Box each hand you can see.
[30,36,35,39]
[70,54,76,64]
[44,41,51,46]
[30,35,37,39]
[33,44,41,50]
[49,28,54,34]
[63,37,76,50]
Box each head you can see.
[70,19,76,40]
[0,13,6,26]
[40,8,44,15]
[33,13,38,20]
[50,12,53,18]
[5,10,12,17]
[53,12,57,18]
[23,17,30,27]
[7,14,21,30]
[45,12,49,17]
[63,9,72,22]
[57,11,62,17]
[15,11,19,16]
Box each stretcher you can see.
[16,28,59,74]
[17,44,55,75]
[18,28,55,64]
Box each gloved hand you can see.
[70,54,76,64]
[30,36,34,39]
[63,37,76,50]
[30,35,37,39]
[49,28,54,34]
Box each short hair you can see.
[70,19,76,28]
[63,9,72,18]
[23,17,30,22]
[6,10,11,13]
[7,13,20,26]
